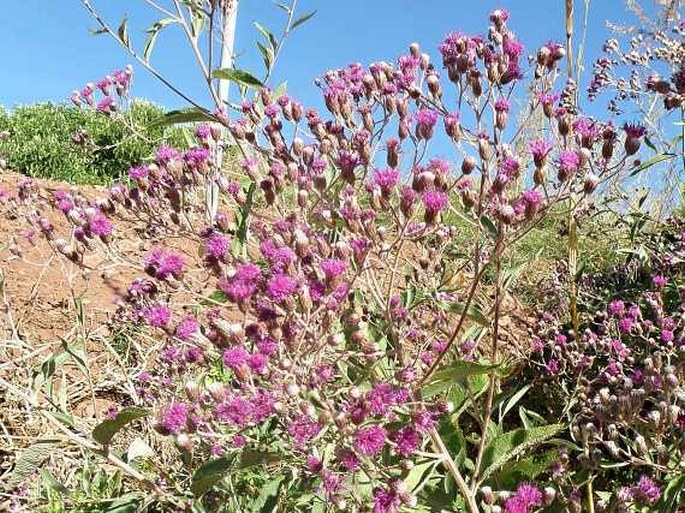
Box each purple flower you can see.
[156,145,182,164]
[223,345,249,372]
[373,487,401,513]
[159,403,188,435]
[89,213,113,237]
[415,108,439,139]
[145,248,185,280]
[142,304,171,328]
[354,425,387,456]
[522,189,542,207]
[608,299,625,316]
[247,352,268,374]
[652,275,668,288]
[128,165,149,181]
[633,475,660,504]
[495,98,510,112]
[505,483,542,513]
[184,147,211,168]
[366,383,396,416]
[266,274,297,302]
[623,122,647,139]
[618,317,634,333]
[321,258,348,280]
[287,415,322,449]
[204,234,230,261]
[529,139,553,166]
[373,168,400,194]
[557,150,581,176]
[195,123,211,140]
[96,96,115,114]
[546,359,560,374]
[175,316,199,341]
[337,449,361,471]
[235,263,262,282]
[393,426,420,457]
[423,190,449,214]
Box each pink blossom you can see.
[354,425,387,456]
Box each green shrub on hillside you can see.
[0,102,186,185]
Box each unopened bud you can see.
[176,433,192,452]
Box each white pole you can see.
[208,0,238,226]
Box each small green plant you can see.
[0,101,186,185]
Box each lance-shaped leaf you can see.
[213,68,264,89]
[291,10,317,30]
[629,152,676,176]
[423,360,501,399]
[118,16,130,49]
[254,22,278,53]
[149,107,215,128]
[92,407,150,446]
[6,442,56,488]
[478,424,563,483]
[438,301,489,327]
[144,18,177,62]
[191,451,281,496]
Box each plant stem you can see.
[428,428,479,513]
[472,226,504,488]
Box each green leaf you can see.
[191,452,280,496]
[404,460,438,494]
[191,10,205,38]
[92,407,150,446]
[499,384,531,423]
[655,474,685,512]
[213,68,264,89]
[6,442,56,488]
[291,10,317,30]
[254,22,278,52]
[237,451,281,469]
[423,361,500,399]
[38,468,69,495]
[479,214,498,239]
[144,18,176,61]
[257,42,275,72]
[150,107,215,128]
[438,301,489,327]
[250,475,286,512]
[99,495,143,513]
[117,16,130,48]
[643,136,658,153]
[629,153,676,176]
[273,81,288,100]
[479,424,563,483]
[191,456,234,496]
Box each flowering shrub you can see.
[2,6,678,513]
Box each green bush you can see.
[0,102,186,185]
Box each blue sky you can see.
[0,0,640,114]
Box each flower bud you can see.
[297,189,309,208]
[208,382,226,402]
[478,136,490,161]
[176,433,193,453]
[583,173,599,194]
[498,204,515,224]
[461,156,476,175]
[543,487,556,505]
[480,486,494,504]
[185,381,200,401]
